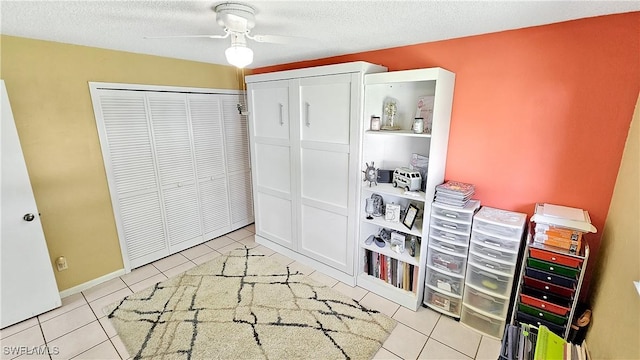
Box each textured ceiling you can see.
[1,1,639,68]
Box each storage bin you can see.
[429,225,470,245]
[525,268,577,289]
[523,276,575,298]
[521,285,571,308]
[468,251,516,275]
[465,263,514,297]
[520,294,570,316]
[429,236,468,256]
[461,304,506,339]
[431,202,475,223]
[517,303,567,325]
[472,206,527,240]
[424,287,461,315]
[431,215,472,234]
[515,312,566,335]
[470,230,521,253]
[427,246,467,275]
[426,267,465,296]
[463,284,509,317]
[469,240,519,264]
[526,258,580,278]
[529,247,583,268]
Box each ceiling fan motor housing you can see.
[214,2,256,33]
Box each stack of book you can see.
[530,203,597,254]
[364,250,418,293]
[434,181,475,207]
[500,324,591,360]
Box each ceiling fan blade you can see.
[248,34,293,44]
[144,34,229,40]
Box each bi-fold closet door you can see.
[91,85,253,270]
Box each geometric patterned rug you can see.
[105,245,396,360]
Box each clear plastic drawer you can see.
[431,215,472,235]
[465,263,515,297]
[468,252,516,275]
[426,267,465,296]
[427,246,467,276]
[463,284,509,317]
[429,236,469,256]
[471,230,521,254]
[424,287,461,316]
[429,225,470,245]
[469,240,519,264]
[461,305,505,339]
[431,202,475,223]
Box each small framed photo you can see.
[385,203,401,223]
[390,232,406,254]
[402,204,419,230]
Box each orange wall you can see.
[254,12,640,292]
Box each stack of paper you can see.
[531,203,597,254]
[434,181,475,207]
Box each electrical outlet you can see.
[56,256,68,271]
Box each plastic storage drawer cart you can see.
[460,206,527,339]
[424,200,480,318]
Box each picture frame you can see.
[390,232,406,254]
[385,203,401,223]
[402,203,419,230]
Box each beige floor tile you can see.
[393,306,441,336]
[332,282,368,301]
[372,347,402,360]
[252,245,275,256]
[38,292,87,323]
[152,253,189,272]
[162,260,197,278]
[418,338,472,360]
[237,234,257,247]
[72,340,121,359]
[226,228,253,241]
[111,335,131,359]
[216,242,244,255]
[430,316,482,358]
[245,223,255,233]
[359,292,400,317]
[192,250,222,265]
[180,243,214,260]
[128,273,167,293]
[82,277,127,303]
[89,288,133,319]
[308,271,339,288]
[98,317,118,339]
[0,317,39,340]
[48,321,108,360]
[13,350,52,360]
[204,236,236,250]
[382,322,428,359]
[120,264,161,287]
[41,304,96,342]
[269,252,295,266]
[1,325,45,358]
[475,336,502,360]
[287,261,314,276]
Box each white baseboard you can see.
[58,269,126,299]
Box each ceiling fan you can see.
[145,2,290,68]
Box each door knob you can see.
[23,213,35,222]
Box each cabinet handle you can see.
[278,103,284,126]
[483,240,501,247]
[442,223,457,230]
[549,266,555,271]
[443,211,458,218]
[305,102,311,127]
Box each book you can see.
[534,325,566,360]
[532,203,597,233]
[412,265,419,293]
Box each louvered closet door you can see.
[187,94,231,240]
[221,95,254,229]
[298,73,357,274]
[147,93,203,253]
[97,91,169,268]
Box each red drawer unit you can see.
[529,247,583,268]
[520,294,570,316]
[523,276,575,298]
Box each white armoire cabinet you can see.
[90,83,253,271]
[246,62,386,283]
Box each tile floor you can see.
[0,224,501,360]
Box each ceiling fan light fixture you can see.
[225,43,253,68]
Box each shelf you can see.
[361,239,420,266]
[362,216,422,237]
[362,183,426,202]
[365,130,432,138]
[357,273,419,310]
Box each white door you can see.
[297,74,357,274]
[1,80,61,328]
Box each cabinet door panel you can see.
[228,170,254,226]
[255,143,291,194]
[256,193,293,248]
[188,94,226,179]
[222,95,250,173]
[300,148,349,208]
[199,178,231,237]
[300,74,352,145]
[300,205,350,272]
[251,82,289,140]
[163,184,202,249]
